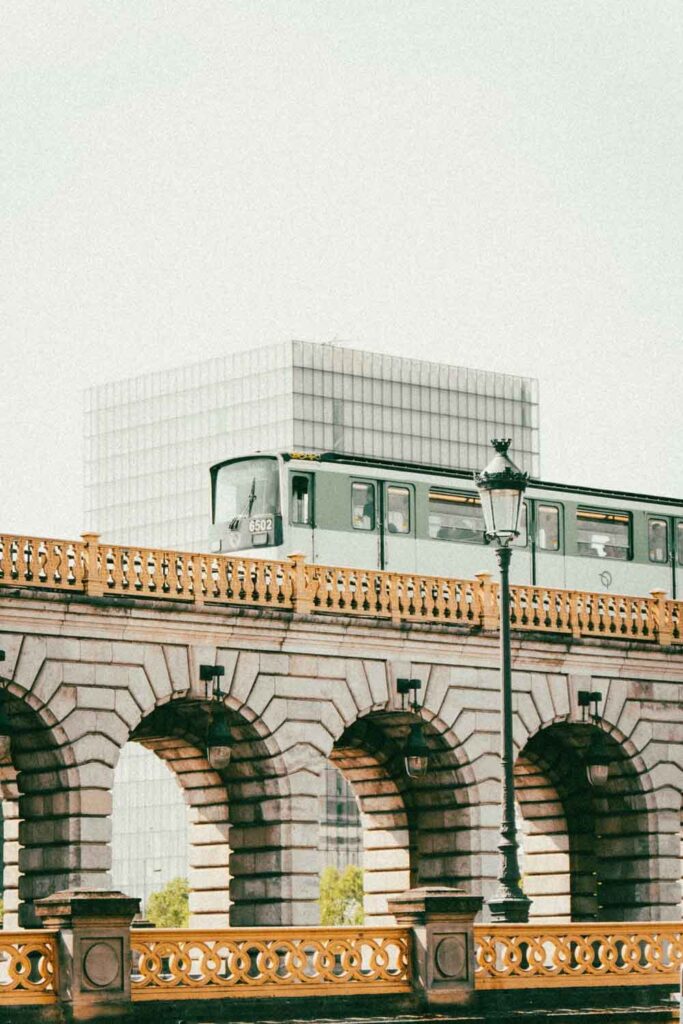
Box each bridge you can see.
[0,531,682,1020]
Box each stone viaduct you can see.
[0,538,682,934]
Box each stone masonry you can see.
[0,588,682,928]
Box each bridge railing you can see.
[0,931,58,1004]
[129,925,411,1000]
[0,531,680,645]
[474,921,683,989]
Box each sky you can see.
[1,2,682,539]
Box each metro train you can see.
[208,451,683,597]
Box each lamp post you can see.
[474,439,530,924]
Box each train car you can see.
[208,451,683,597]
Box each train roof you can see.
[211,450,683,508]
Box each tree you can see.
[146,877,189,928]
[320,865,364,925]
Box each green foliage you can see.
[146,876,189,928]
[320,864,364,925]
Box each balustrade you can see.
[474,922,683,989]
[0,932,58,1004]
[0,531,681,646]
[130,926,411,1000]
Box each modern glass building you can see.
[111,743,188,913]
[88,339,540,910]
[84,340,540,551]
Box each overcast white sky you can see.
[1,2,681,539]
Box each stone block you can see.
[185,888,232,914]
[189,843,231,869]
[188,865,230,890]
[344,661,373,714]
[188,803,230,825]
[13,636,47,690]
[189,911,231,928]
[164,644,192,693]
[363,847,410,871]
[364,869,411,894]
[31,661,64,706]
[79,639,114,663]
[229,651,260,706]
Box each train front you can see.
[209,455,283,554]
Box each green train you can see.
[208,451,683,597]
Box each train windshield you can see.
[214,458,280,525]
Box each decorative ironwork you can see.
[0,532,681,646]
[0,932,58,1004]
[130,927,411,1000]
[474,923,683,989]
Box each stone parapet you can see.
[35,889,140,1021]
[388,886,483,1006]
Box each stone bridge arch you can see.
[512,673,679,922]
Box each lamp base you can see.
[486,893,531,924]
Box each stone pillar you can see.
[388,886,483,1007]
[35,889,139,1021]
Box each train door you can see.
[529,500,566,589]
[673,518,683,598]
[289,470,315,561]
[380,483,416,572]
[350,479,382,568]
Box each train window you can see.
[352,482,375,530]
[214,457,280,525]
[537,505,560,551]
[576,508,631,560]
[387,486,410,534]
[428,491,485,543]
[677,523,683,566]
[512,501,528,547]
[648,519,668,564]
[291,474,313,526]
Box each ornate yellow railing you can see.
[130,926,411,1000]
[0,531,681,645]
[0,931,58,1004]
[474,923,683,989]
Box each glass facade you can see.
[83,340,540,551]
[111,743,189,912]
[86,340,538,902]
[319,766,363,871]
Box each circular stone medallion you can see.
[83,942,119,988]
[434,935,466,979]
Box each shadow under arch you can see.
[331,708,475,924]
[516,719,657,922]
[125,695,295,926]
[0,679,89,926]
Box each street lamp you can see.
[396,678,430,778]
[474,438,530,924]
[578,690,611,788]
[199,664,232,771]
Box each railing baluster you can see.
[0,532,680,646]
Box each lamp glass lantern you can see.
[397,678,429,779]
[585,731,611,788]
[199,664,231,771]
[403,722,430,778]
[206,706,232,771]
[474,439,528,544]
